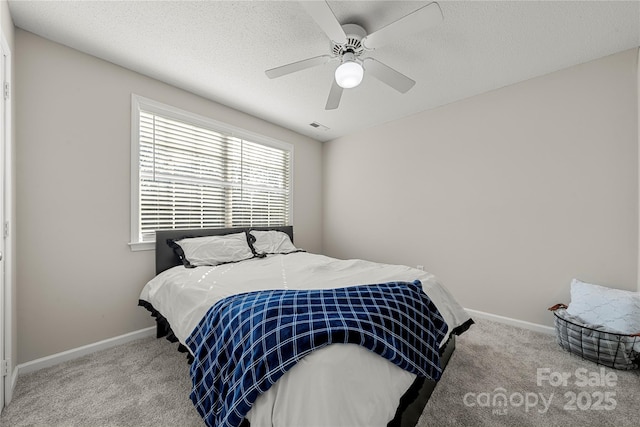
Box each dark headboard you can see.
[154,226,294,275]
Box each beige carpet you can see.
[419,319,640,426]
[1,317,638,426]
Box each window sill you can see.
[129,241,155,252]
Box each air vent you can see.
[309,122,329,131]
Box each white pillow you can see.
[566,278,640,335]
[250,230,298,255]
[174,232,254,267]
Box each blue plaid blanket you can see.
[186,280,448,427]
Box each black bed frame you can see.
[146,225,456,427]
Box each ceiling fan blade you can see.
[265,55,332,79]
[325,79,343,110]
[300,1,347,44]
[362,2,443,50]
[364,58,415,93]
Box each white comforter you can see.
[140,252,471,427]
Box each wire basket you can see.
[548,304,640,370]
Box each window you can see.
[130,95,293,250]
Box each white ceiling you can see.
[8,1,640,142]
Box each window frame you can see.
[129,94,294,251]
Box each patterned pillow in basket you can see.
[566,279,640,335]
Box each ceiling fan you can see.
[265,1,443,110]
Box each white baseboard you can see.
[465,308,555,335]
[16,326,156,376]
[10,312,552,380]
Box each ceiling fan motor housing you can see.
[331,24,367,60]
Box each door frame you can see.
[0,28,13,411]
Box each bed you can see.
[139,226,473,427]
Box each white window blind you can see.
[130,95,292,248]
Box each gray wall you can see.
[15,29,323,364]
[323,48,639,327]
[12,25,640,363]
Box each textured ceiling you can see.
[8,1,640,142]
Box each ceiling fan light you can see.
[335,61,364,89]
